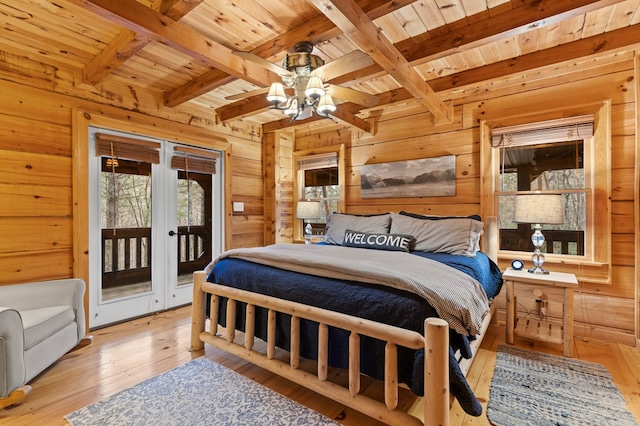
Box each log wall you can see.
[0,50,266,286]
[0,39,638,344]
[291,50,639,345]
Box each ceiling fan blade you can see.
[327,85,379,107]
[233,51,289,76]
[312,50,373,81]
[225,86,270,101]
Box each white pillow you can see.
[389,212,483,257]
[324,213,391,245]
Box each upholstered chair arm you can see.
[0,307,26,398]
[0,279,86,341]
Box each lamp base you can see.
[528,266,550,274]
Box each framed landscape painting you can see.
[360,155,456,199]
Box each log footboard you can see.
[190,270,451,426]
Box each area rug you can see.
[487,345,637,426]
[65,357,339,425]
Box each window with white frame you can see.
[493,116,594,257]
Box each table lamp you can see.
[296,200,321,244]
[513,193,564,274]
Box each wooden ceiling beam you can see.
[73,0,281,87]
[327,0,628,87]
[82,0,203,86]
[82,28,145,84]
[165,0,414,107]
[216,97,273,123]
[265,20,640,132]
[216,0,632,126]
[310,0,452,121]
[400,0,629,67]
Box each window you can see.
[293,145,345,239]
[494,117,592,257]
[480,103,611,282]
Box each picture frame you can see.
[360,155,456,199]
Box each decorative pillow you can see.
[342,229,413,252]
[324,213,391,245]
[390,212,483,257]
[399,211,482,221]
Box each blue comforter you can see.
[207,248,502,416]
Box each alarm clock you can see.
[511,259,524,270]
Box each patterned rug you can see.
[65,357,339,425]
[487,345,637,426]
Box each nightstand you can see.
[504,267,578,357]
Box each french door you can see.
[87,127,223,328]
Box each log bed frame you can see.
[190,217,499,426]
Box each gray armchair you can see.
[0,278,91,408]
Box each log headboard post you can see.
[190,270,207,351]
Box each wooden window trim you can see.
[292,144,345,242]
[480,102,611,284]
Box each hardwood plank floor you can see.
[1,306,638,425]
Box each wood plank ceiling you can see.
[2,0,640,132]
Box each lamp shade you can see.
[296,200,321,220]
[266,82,286,104]
[513,194,564,225]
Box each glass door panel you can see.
[100,157,153,301]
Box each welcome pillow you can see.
[342,229,413,252]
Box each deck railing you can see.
[101,226,211,288]
[500,229,584,255]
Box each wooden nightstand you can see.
[504,267,578,357]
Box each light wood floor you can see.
[1,305,639,425]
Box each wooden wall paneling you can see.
[0,184,71,217]
[612,200,636,234]
[231,215,266,248]
[0,115,71,156]
[354,105,464,145]
[471,70,635,125]
[0,50,57,90]
[294,126,351,151]
[263,131,276,245]
[635,51,640,345]
[0,150,71,186]
[0,217,72,253]
[454,51,636,116]
[612,135,637,169]
[0,250,73,284]
[611,101,637,136]
[612,233,636,268]
[612,169,635,201]
[276,131,293,243]
[349,129,479,166]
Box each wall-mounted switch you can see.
[233,202,245,212]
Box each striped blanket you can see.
[210,243,489,335]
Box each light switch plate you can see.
[233,201,244,212]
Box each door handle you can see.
[168,230,176,236]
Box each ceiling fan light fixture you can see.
[284,98,299,117]
[304,76,325,99]
[316,94,336,116]
[267,82,287,105]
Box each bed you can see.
[191,212,502,426]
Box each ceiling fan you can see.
[228,41,380,121]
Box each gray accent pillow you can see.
[324,213,391,245]
[389,212,483,257]
[342,229,413,252]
